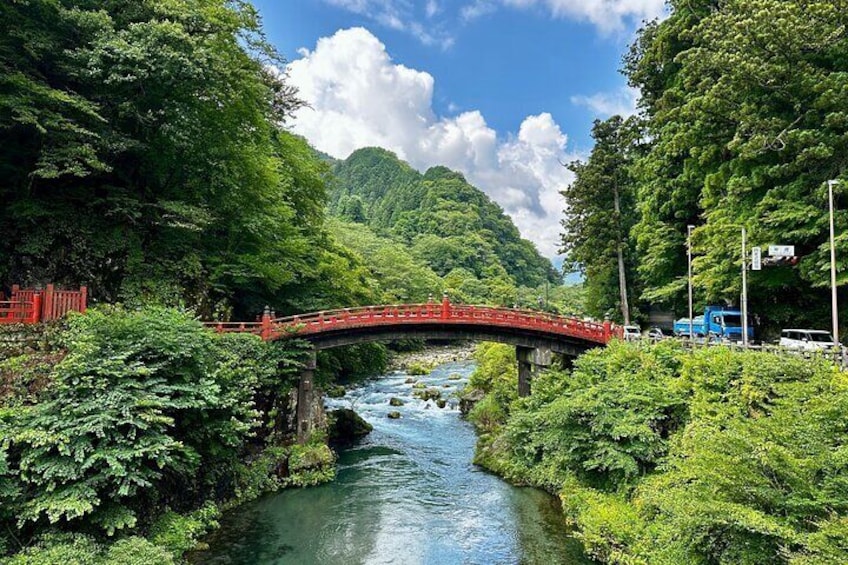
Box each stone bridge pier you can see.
[296,349,317,443]
[516,346,554,397]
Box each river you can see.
[194,359,588,564]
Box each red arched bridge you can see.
[209,297,622,442]
[207,297,620,355]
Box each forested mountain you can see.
[328,148,560,304]
[563,0,848,335]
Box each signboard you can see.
[751,247,762,271]
[769,245,795,257]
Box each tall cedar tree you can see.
[561,116,641,323]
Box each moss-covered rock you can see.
[327,408,373,444]
[389,397,405,406]
[407,361,435,375]
[387,411,401,419]
[414,387,442,402]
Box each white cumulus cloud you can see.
[287,27,578,259]
[571,86,640,118]
[464,0,666,32]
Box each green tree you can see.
[562,117,642,323]
[0,307,305,535]
[627,0,848,333]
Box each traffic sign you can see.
[769,245,795,257]
[751,247,761,270]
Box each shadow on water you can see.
[193,360,590,565]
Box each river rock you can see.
[389,397,405,407]
[448,373,462,381]
[387,411,401,419]
[327,408,373,444]
[414,387,442,402]
[459,387,486,415]
[442,384,451,388]
[405,377,416,384]
[413,382,427,389]
[436,399,447,409]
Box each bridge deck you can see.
[208,301,620,345]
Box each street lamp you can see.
[688,225,695,341]
[689,224,750,346]
[828,180,840,348]
[741,226,749,348]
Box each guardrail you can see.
[632,335,848,367]
[207,302,621,344]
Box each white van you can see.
[779,329,838,351]
[623,325,641,341]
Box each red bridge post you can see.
[441,293,450,320]
[602,316,611,343]
[29,293,41,324]
[261,306,272,340]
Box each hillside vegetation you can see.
[329,148,560,305]
[466,341,848,564]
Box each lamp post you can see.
[828,180,840,349]
[741,226,749,348]
[688,225,695,341]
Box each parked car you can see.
[646,327,665,340]
[779,329,839,351]
[623,325,641,341]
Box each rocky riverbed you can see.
[388,342,476,372]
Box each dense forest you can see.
[562,0,848,336]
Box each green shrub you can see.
[474,341,848,564]
[148,502,220,556]
[0,533,175,565]
[1,307,303,535]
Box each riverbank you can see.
[463,340,848,564]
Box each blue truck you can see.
[674,305,754,341]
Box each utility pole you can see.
[828,180,840,351]
[688,225,694,341]
[741,227,749,348]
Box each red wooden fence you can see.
[0,284,88,324]
[0,294,41,325]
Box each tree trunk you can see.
[613,185,630,325]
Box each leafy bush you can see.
[0,307,303,536]
[473,341,848,563]
[148,502,220,556]
[1,533,175,565]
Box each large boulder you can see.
[327,408,373,444]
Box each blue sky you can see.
[250,0,663,258]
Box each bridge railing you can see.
[204,302,617,344]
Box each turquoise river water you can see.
[194,359,589,565]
